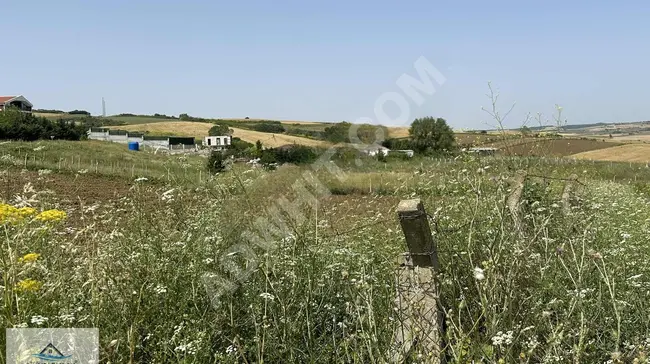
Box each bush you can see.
[209,124,231,136]
[68,110,91,115]
[33,109,64,114]
[250,121,285,133]
[0,108,86,141]
[272,145,318,165]
[206,151,226,174]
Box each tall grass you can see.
[2,143,650,362]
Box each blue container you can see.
[128,142,139,151]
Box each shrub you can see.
[208,124,231,136]
[0,108,86,141]
[206,151,226,174]
[68,110,91,115]
[260,149,277,170]
[272,145,317,165]
[250,121,285,133]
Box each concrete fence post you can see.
[390,199,444,363]
[507,170,527,231]
[561,174,579,215]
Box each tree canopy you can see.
[408,117,456,155]
[209,124,232,136]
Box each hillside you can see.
[571,143,650,163]
[107,122,331,148]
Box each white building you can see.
[362,145,390,157]
[203,135,231,150]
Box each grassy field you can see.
[107,121,331,147]
[3,139,650,362]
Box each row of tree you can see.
[0,109,87,141]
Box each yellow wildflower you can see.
[19,253,40,263]
[0,203,19,224]
[15,279,43,292]
[17,207,36,217]
[35,209,67,222]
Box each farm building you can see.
[464,147,498,155]
[203,135,231,150]
[0,95,32,113]
[361,145,390,157]
[87,128,196,150]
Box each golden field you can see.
[570,143,650,163]
[107,122,331,148]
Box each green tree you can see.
[206,151,226,174]
[520,126,532,136]
[323,122,351,143]
[260,150,277,170]
[209,124,231,136]
[408,117,456,155]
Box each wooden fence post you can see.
[391,199,443,363]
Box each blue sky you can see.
[2,1,649,129]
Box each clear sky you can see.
[2,1,649,129]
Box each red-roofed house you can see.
[0,95,33,113]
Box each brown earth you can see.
[0,169,132,207]
[497,138,620,157]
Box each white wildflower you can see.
[473,267,485,281]
[259,292,275,301]
[31,316,49,326]
[154,285,167,295]
[226,345,237,355]
[621,233,631,239]
[135,177,148,182]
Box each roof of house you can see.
[0,95,32,107]
[0,96,17,104]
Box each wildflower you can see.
[259,292,275,301]
[135,177,148,182]
[16,279,43,292]
[473,267,485,281]
[621,233,632,240]
[225,345,237,355]
[154,285,167,294]
[30,315,49,326]
[0,203,19,224]
[17,207,36,217]
[19,253,40,263]
[35,209,67,222]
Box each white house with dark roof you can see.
[0,95,33,113]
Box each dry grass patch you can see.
[107,122,330,147]
[571,143,650,163]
